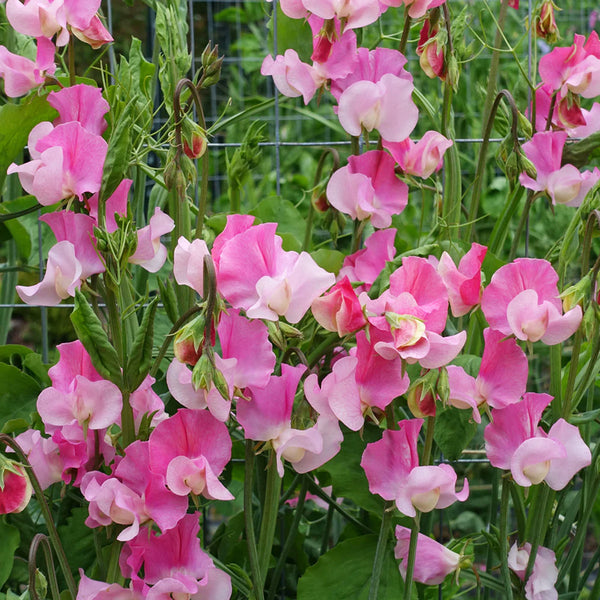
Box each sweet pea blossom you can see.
[0,457,32,514]
[76,573,141,600]
[447,328,528,422]
[361,419,468,517]
[0,36,55,97]
[380,0,447,19]
[384,131,453,179]
[215,217,335,323]
[481,258,582,344]
[47,83,110,135]
[394,526,462,585]
[311,276,366,336]
[129,208,175,273]
[484,393,591,489]
[327,150,408,228]
[508,543,558,600]
[148,409,233,501]
[301,0,383,30]
[8,120,108,206]
[519,131,600,207]
[261,50,320,105]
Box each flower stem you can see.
[499,477,514,600]
[244,441,264,600]
[258,450,281,587]
[399,7,412,55]
[403,513,421,599]
[0,435,77,599]
[369,502,394,600]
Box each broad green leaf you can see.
[0,363,41,425]
[71,291,122,385]
[56,508,96,579]
[126,296,159,391]
[268,4,312,63]
[297,535,403,600]
[433,406,477,461]
[250,196,305,245]
[0,97,57,190]
[0,520,20,588]
[311,249,345,275]
[319,424,384,514]
[0,345,33,363]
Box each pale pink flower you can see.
[311,276,366,336]
[48,83,109,135]
[76,573,141,600]
[0,36,55,97]
[394,526,461,585]
[87,179,130,233]
[129,208,175,273]
[384,131,453,179]
[326,150,408,228]
[148,410,233,501]
[216,219,335,323]
[13,429,63,490]
[447,328,528,422]
[431,243,487,317]
[302,0,382,30]
[380,0,447,19]
[481,258,582,344]
[266,0,307,19]
[8,121,107,206]
[484,393,591,489]
[173,237,210,297]
[338,228,396,293]
[261,50,320,105]
[361,418,468,517]
[519,131,600,207]
[508,543,558,600]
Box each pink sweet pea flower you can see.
[311,276,366,336]
[82,441,188,541]
[120,514,232,600]
[47,83,109,135]
[0,457,32,514]
[384,131,453,179]
[306,330,408,431]
[87,179,131,233]
[302,0,382,30]
[130,375,168,432]
[361,418,468,517]
[16,241,82,305]
[326,150,408,228]
[309,16,357,81]
[0,36,55,97]
[266,0,307,19]
[71,14,113,49]
[148,410,233,501]
[432,243,487,317]
[508,543,558,600]
[539,32,600,99]
[484,393,591,489]
[173,237,211,297]
[519,131,600,207]
[338,228,396,293]
[337,73,418,141]
[129,208,175,273]
[447,328,528,422]
[261,50,320,105]
[76,573,141,600]
[481,258,582,344]
[216,220,335,323]
[8,120,108,206]
[13,429,63,490]
[416,20,446,80]
[394,526,461,585]
[380,0,446,19]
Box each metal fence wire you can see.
[1,1,600,597]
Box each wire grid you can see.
[2,1,600,596]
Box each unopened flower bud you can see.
[192,352,213,391]
[266,321,286,351]
[0,456,32,515]
[535,0,560,44]
[174,314,207,366]
[201,42,220,71]
[279,322,304,339]
[181,117,208,160]
[560,275,591,312]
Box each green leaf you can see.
[268,4,312,63]
[0,97,58,190]
[100,108,132,201]
[71,290,122,385]
[56,507,96,579]
[319,424,384,514]
[250,196,305,245]
[0,519,20,588]
[433,406,477,461]
[0,363,41,425]
[126,296,159,391]
[310,249,345,275]
[297,535,403,600]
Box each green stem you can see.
[488,185,525,256]
[351,219,366,253]
[403,513,420,599]
[499,477,514,600]
[562,328,582,419]
[29,535,61,600]
[483,471,500,600]
[441,83,461,241]
[508,192,534,261]
[120,390,135,447]
[196,149,209,239]
[369,502,394,600]
[106,541,123,584]
[320,503,335,554]
[549,344,562,421]
[524,484,550,582]
[0,436,77,599]
[398,7,411,55]
[68,35,76,86]
[422,416,435,466]
[307,333,344,367]
[244,441,264,600]
[350,136,360,156]
[257,451,281,586]
[267,477,309,600]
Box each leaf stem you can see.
[369,502,394,600]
